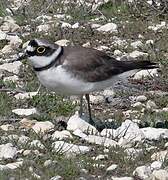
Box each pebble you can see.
[151,150,168,162]
[133,69,158,80]
[51,130,73,140]
[133,165,152,179]
[150,161,162,170]
[32,121,54,134]
[130,40,143,49]
[96,23,118,32]
[106,164,118,171]
[0,124,15,131]
[152,169,168,180]
[0,143,17,160]
[0,61,22,74]
[55,39,70,46]
[136,95,147,102]
[12,108,38,116]
[129,50,148,58]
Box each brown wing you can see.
[61,46,125,82]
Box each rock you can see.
[55,39,70,46]
[32,121,54,134]
[133,69,158,80]
[0,16,20,32]
[113,49,123,56]
[103,89,115,98]
[19,118,37,129]
[148,21,166,32]
[136,95,147,102]
[141,127,168,140]
[89,95,104,104]
[51,130,73,140]
[0,161,23,170]
[61,22,72,28]
[72,129,87,139]
[146,39,154,45]
[112,37,127,47]
[84,135,118,147]
[0,124,14,131]
[36,24,51,33]
[133,165,152,179]
[115,120,145,143]
[30,140,45,149]
[71,22,79,29]
[43,159,53,167]
[52,141,90,156]
[3,75,19,82]
[18,135,30,145]
[131,102,144,109]
[90,23,101,29]
[8,35,22,47]
[150,161,162,170]
[110,177,133,180]
[14,92,38,100]
[67,113,98,134]
[97,23,117,33]
[151,150,168,162]
[12,108,38,116]
[0,61,22,74]
[95,154,108,160]
[50,175,63,180]
[130,40,143,49]
[129,50,148,58]
[0,44,14,54]
[0,143,17,160]
[146,100,158,110]
[106,164,118,171]
[152,169,168,180]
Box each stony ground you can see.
[0,0,168,180]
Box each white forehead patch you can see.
[26,45,35,52]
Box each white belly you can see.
[36,65,136,95]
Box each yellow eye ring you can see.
[37,46,46,54]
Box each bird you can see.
[14,39,158,125]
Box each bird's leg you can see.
[79,95,83,117]
[85,94,94,125]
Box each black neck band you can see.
[33,46,63,72]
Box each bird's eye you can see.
[37,46,46,54]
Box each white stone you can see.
[112,37,127,47]
[5,161,23,170]
[115,120,144,143]
[131,102,144,109]
[84,135,117,147]
[110,177,133,180]
[150,161,162,170]
[52,141,90,156]
[50,175,63,180]
[91,23,101,29]
[0,143,17,160]
[51,130,73,140]
[152,169,168,180]
[133,69,158,80]
[0,30,7,40]
[12,108,38,116]
[130,40,143,49]
[3,75,19,82]
[14,92,38,100]
[0,16,20,32]
[0,44,14,54]
[100,129,116,138]
[36,24,50,33]
[30,140,45,149]
[55,39,70,46]
[97,23,117,33]
[136,95,147,102]
[141,127,168,140]
[61,22,72,28]
[95,154,108,160]
[106,164,118,171]
[151,150,168,162]
[0,124,14,131]
[113,50,122,56]
[129,50,148,58]
[67,113,98,134]
[44,159,52,167]
[146,40,154,45]
[0,61,22,74]
[133,165,152,179]
[8,35,22,47]
[89,95,104,104]
[71,22,79,29]
[148,21,166,32]
[146,100,157,109]
[18,135,30,145]
[103,89,115,97]
[32,121,54,134]
[72,129,87,139]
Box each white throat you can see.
[28,46,62,68]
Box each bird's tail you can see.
[123,60,159,71]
